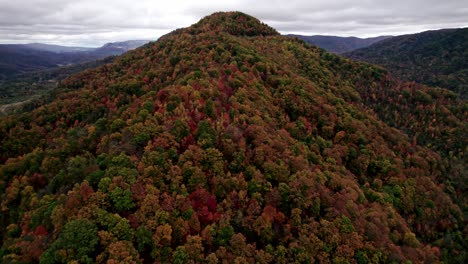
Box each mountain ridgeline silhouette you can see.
[0,12,465,263]
[185,12,279,36]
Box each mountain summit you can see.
[185,12,279,36]
[0,12,465,263]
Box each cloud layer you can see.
[1,0,467,46]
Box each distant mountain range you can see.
[0,40,150,79]
[20,43,93,53]
[287,34,391,53]
[345,28,468,97]
[94,40,150,56]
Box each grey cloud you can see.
[0,0,467,46]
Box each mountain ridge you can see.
[0,40,151,80]
[287,34,391,53]
[0,12,465,263]
[21,43,94,53]
[345,27,468,98]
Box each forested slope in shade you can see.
[287,35,390,54]
[0,12,466,263]
[345,28,468,98]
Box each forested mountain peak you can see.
[183,11,279,37]
[0,12,465,263]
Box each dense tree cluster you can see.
[0,12,466,263]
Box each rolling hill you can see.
[287,35,390,53]
[345,28,468,98]
[0,12,466,263]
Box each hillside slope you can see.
[345,28,468,98]
[0,12,466,263]
[288,35,390,53]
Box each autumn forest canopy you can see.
[0,12,466,263]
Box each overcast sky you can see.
[1,0,467,47]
